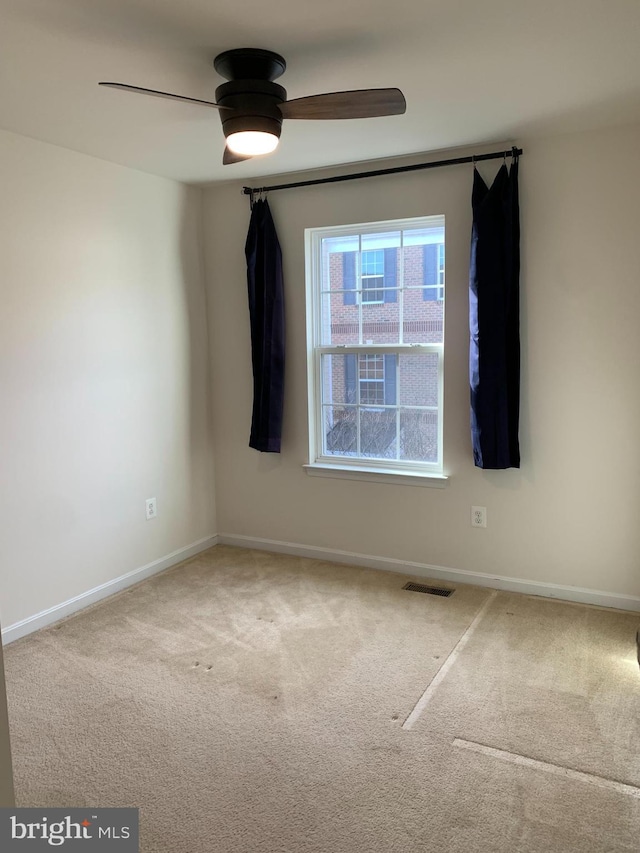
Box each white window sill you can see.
[303,462,448,488]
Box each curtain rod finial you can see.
[242,185,255,208]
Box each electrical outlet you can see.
[471,506,487,528]
[146,497,157,520]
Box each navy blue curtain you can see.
[469,158,520,469]
[245,199,285,452]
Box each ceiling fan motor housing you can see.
[215,79,287,141]
[214,49,288,142]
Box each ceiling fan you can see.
[99,48,406,165]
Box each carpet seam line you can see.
[453,738,640,799]
[401,590,498,730]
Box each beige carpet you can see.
[3,545,640,852]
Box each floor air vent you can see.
[403,582,454,597]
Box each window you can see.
[358,354,385,404]
[305,216,445,479]
[361,250,384,303]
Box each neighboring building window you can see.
[358,354,385,404]
[306,216,445,475]
[361,250,384,303]
[342,247,398,305]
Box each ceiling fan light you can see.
[226,131,279,156]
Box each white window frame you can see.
[304,216,447,485]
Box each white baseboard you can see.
[2,535,219,644]
[218,533,640,613]
[5,531,637,645]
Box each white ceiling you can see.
[2,0,640,185]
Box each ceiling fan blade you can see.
[223,147,253,165]
[98,82,231,111]
[279,88,406,120]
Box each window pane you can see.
[359,408,397,459]
[321,354,358,405]
[323,405,357,456]
[362,298,400,343]
[402,225,444,246]
[322,235,359,255]
[321,291,360,345]
[399,409,439,462]
[402,312,444,343]
[324,250,357,328]
[398,353,439,407]
[321,288,402,344]
[361,231,401,252]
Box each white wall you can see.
[0,130,217,631]
[203,122,640,603]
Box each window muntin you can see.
[307,216,444,476]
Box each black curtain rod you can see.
[243,146,522,197]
